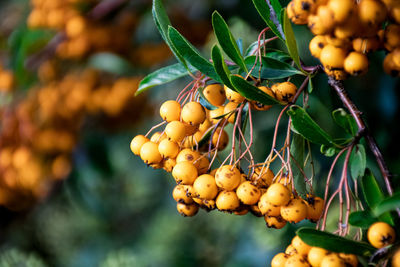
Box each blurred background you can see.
[0,0,399,266]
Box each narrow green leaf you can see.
[288,106,336,146]
[290,133,307,197]
[361,169,395,225]
[152,0,188,68]
[350,144,366,180]
[168,26,221,82]
[348,210,378,229]
[297,228,375,256]
[236,38,244,55]
[308,77,313,93]
[332,108,358,136]
[282,8,301,69]
[373,192,400,217]
[195,128,213,150]
[230,75,281,105]
[89,53,135,76]
[245,55,303,79]
[251,0,284,41]
[361,169,384,208]
[211,45,235,89]
[212,11,247,72]
[137,63,195,95]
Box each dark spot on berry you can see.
[318,42,324,48]
[301,1,311,11]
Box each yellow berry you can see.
[216,191,240,211]
[292,236,312,257]
[165,121,186,142]
[203,84,226,107]
[130,135,149,155]
[181,101,206,125]
[367,222,396,249]
[193,174,218,200]
[309,35,327,59]
[265,183,291,206]
[172,185,193,204]
[308,247,329,267]
[271,82,297,104]
[320,44,347,71]
[224,85,244,103]
[172,161,198,185]
[140,141,162,164]
[177,202,199,217]
[320,253,346,267]
[215,165,242,191]
[158,139,180,159]
[160,100,181,122]
[271,253,289,267]
[281,198,308,223]
[224,101,238,124]
[236,181,261,205]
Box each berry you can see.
[344,52,369,76]
[163,158,176,172]
[306,196,324,222]
[352,37,380,54]
[265,215,287,229]
[358,0,387,26]
[320,253,346,267]
[224,85,244,103]
[177,202,199,217]
[130,135,149,155]
[203,84,226,107]
[158,139,180,159]
[176,149,200,165]
[215,165,242,191]
[308,247,329,267]
[271,82,297,103]
[140,141,162,164]
[286,245,298,256]
[309,35,327,59]
[172,161,198,185]
[211,127,229,150]
[216,191,240,211]
[258,195,281,216]
[193,174,218,200]
[265,183,291,206]
[172,185,193,204]
[181,101,206,126]
[150,131,166,143]
[384,24,400,51]
[251,166,274,188]
[338,253,358,267]
[165,121,186,142]
[367,222,396,248]
[392,248,400,267]
[208,106,225,124]
[223,101,238,124]
[285,254,311,267]
[196,156,210,175]
[328,0,354,23]
[320,44,347,71]
[271,253,288,267]
[383,53,400,77]
[281,198,308,223]
[236,181,261,205]
[251,86,275,111]
[160,100,181,122]
[184,123,199,136]
[292,236,312,256]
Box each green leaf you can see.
[282,8,301,69]
[88,53,135,76]
[244,41,290,60]
[361,169,395,225]
[251,0,284,41]
[211,45,235,89]
[287,106,336,146]
[212,11,247,72]
[290,133,307,197]
[235,102,249,141]
[320,144,338,157]
[348,210,378,229]
[350,144,366,180]
[168,26,221,82]
[245,55,304,79]
[308,77,313,93]
[297,228,375,256]
[136,63,195,95]
[361,169,384,208]
[373,192,400,217]
[332,108,358,136]
[152,0,188,68]
[230,75,281,105]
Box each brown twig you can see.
[328,78,394,195]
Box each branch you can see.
[328,77,395,197]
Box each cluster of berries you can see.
[0,65,14,93]
[271,235,358,267]
[27,0,137,59]
[270,222,397,267]
[131,82,324,227]
[0,69,146,210]
[287,0,400,79]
